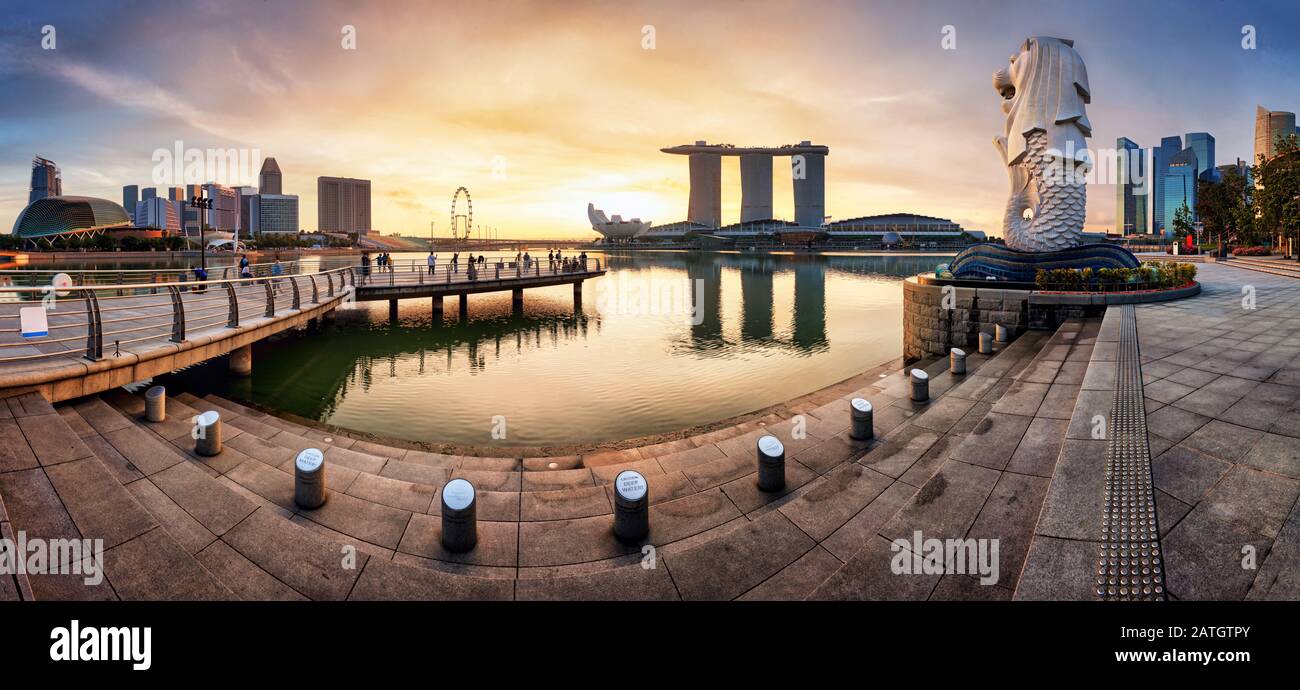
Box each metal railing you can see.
[354,256,603,289]
[0,258,356,288]
[0,266,354,365]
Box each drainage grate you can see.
[1096,305,1166,601]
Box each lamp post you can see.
[189,193,214,271]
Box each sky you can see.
[1,0,1298,239]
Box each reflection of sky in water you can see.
[167,251,950,446]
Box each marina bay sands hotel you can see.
[660,140,829,228]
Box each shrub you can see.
[1035,262,1196,291]
[1232,246,1272,256]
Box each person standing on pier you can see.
[427,252,436,275]
[271,259,284,293]
[548,249,554,270]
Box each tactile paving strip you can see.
[1096,305,1166,601]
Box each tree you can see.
[1198,167,1255,248]
[1171,201,1194,240]
[1253,132,1300,258]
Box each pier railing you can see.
[354,256,603,288]
[0,266,354,364]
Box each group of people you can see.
[548,249,588,273]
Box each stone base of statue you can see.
[948,243,1141,283]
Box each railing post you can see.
[264,279,275,317]
[167,285,186,343]
[116,272,124,297]
[82,288,103,361]
[326,272,335,297]
[309,274,319,304]
[290,276,301,310]
[225,282,240,328]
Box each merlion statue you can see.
[993,36,1091,252]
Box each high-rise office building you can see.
[1255,106,1297,162]
[29,156,62,204]
[1162,147,1198,236]
[141,187,157,203]
[240,194,260,235]
[1116,138,1148,235]
[317,176,371,234]
[202,183,239,232]
[1151,136,1182,234]
[134,196,180,231]
[258,194,299,234]
[259,158,282,195]
[122,185,139,223]
[181,184,202,233]
[168,187,184,201]
[1184,132,1216,181]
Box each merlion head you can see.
[993,36,1092,166]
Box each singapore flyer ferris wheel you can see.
[450,187,473,241]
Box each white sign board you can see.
[20,307,49,338]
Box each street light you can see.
[189,194,215,271]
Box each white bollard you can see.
[613,470,650,543]
[910,368,930,403]
[995,324,1009,343]
[979,331,993,354]
[294,448,327,509]
[145,385,166,423]
[194,410,222,456]
[849,398,874,440]
[440,478,478,552]
[950,348,967,375]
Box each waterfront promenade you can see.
[1,261,1297,600]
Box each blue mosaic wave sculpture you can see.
[949,243,1141,283]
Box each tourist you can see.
[271,259,284,293]
[548,249,554,270]
[427,252,436,274]
[515,251,522,266]
[193,265,208,293]
[523,251,531,270]
[240,263,253,280]
[579,251,587,269]
[452,252,459,272]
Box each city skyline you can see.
[2,0,1299,238]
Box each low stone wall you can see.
[902,277,1030,362]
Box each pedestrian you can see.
[193,265,208,293]
[548,249,554,270]
[427,252,436,274]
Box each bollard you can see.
[294,448,327,509]
[849,398,874,440]
[979,331,993,354]
[145,385,166,423]
[194,410,222,456]
[612,470,650,543]
[910,368,930,403]
[440,478,478,552]
[756,435,786,492]
[950,348,967,375]
[995,324,1009,343]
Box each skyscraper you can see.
[141,187,157,202]
[122,185,139,223]
[1184,132,1215,180]
[259,157,282,195]
[134,196,180,231]
[317,176,371,234]
[1151,136,1182,234]
[1116,138,1148,235]
[258,194,299,234]
[29,156,61,204]
[1162,147,1198,236]
[1254,106,1297,162]
[202,183,239,232]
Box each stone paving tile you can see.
[1013,535,1098,600]
[930,574,1014,601]
[516,561,678,601]
[1018,359,1062,384]
[319,444,388,475]
[966,471,1049,590]
[682,452,755,490]
[1035,439,1105,541]
[1181,420,1264,463]
[1144,378,1197,405]
[1245,541,1300,600]
[402,450,462,469]
[195,539,306,601]
[859,425,939,478]
[222,508,366,601]
[346,472,436,514]
[104,528,233,601]
[1162,505,1273,601]
[1036,383,1080,420]
[69,397,135,435]
[1272,408,1300,438]
[449,468,520,492]
[379,459,450,486]
[1055,360,1089,385]
[18,413,93,467]
[1239,432,1300,478]
[125,477,217,555]
[738,545,842,601]
[792,434,870,475]
[1172,388,1245,418]
[101,425,185,476]
[82,434,143,485]
[224,431,297,467]
[520,467,594,491]
[911,396,978,435]
[296,490,411,549]
[0,418,38,472]
[897,432,964,488]
[45,457,157,550]
[654,444,725,473]
[224,458,298,511]
[991,381,1050,417]
[880,460,1001,543]
[719,460,818,514]
[809,535,941,601]
[1144,404,1211,444]
[590,457,664,484]
[0,468,83,554]
[150,461,257,535]
[1199,466,1300,539]
[1150,444,1232,504]
[779,462,893,541]
[1154,489,1193,538]
[459,456,521,472]
[349,556,513,601]
[1066,389,1113,440]
[819,481,915,561]
[57,406,96,438]
[1005,418,1069,478]
[1217,397,1283,431]
[398,513,518,567]
[666,510,814,601]
[521,485,611,521]
[947,374,1000,401]
[951,412,1033,471]
[289,514,395,560]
